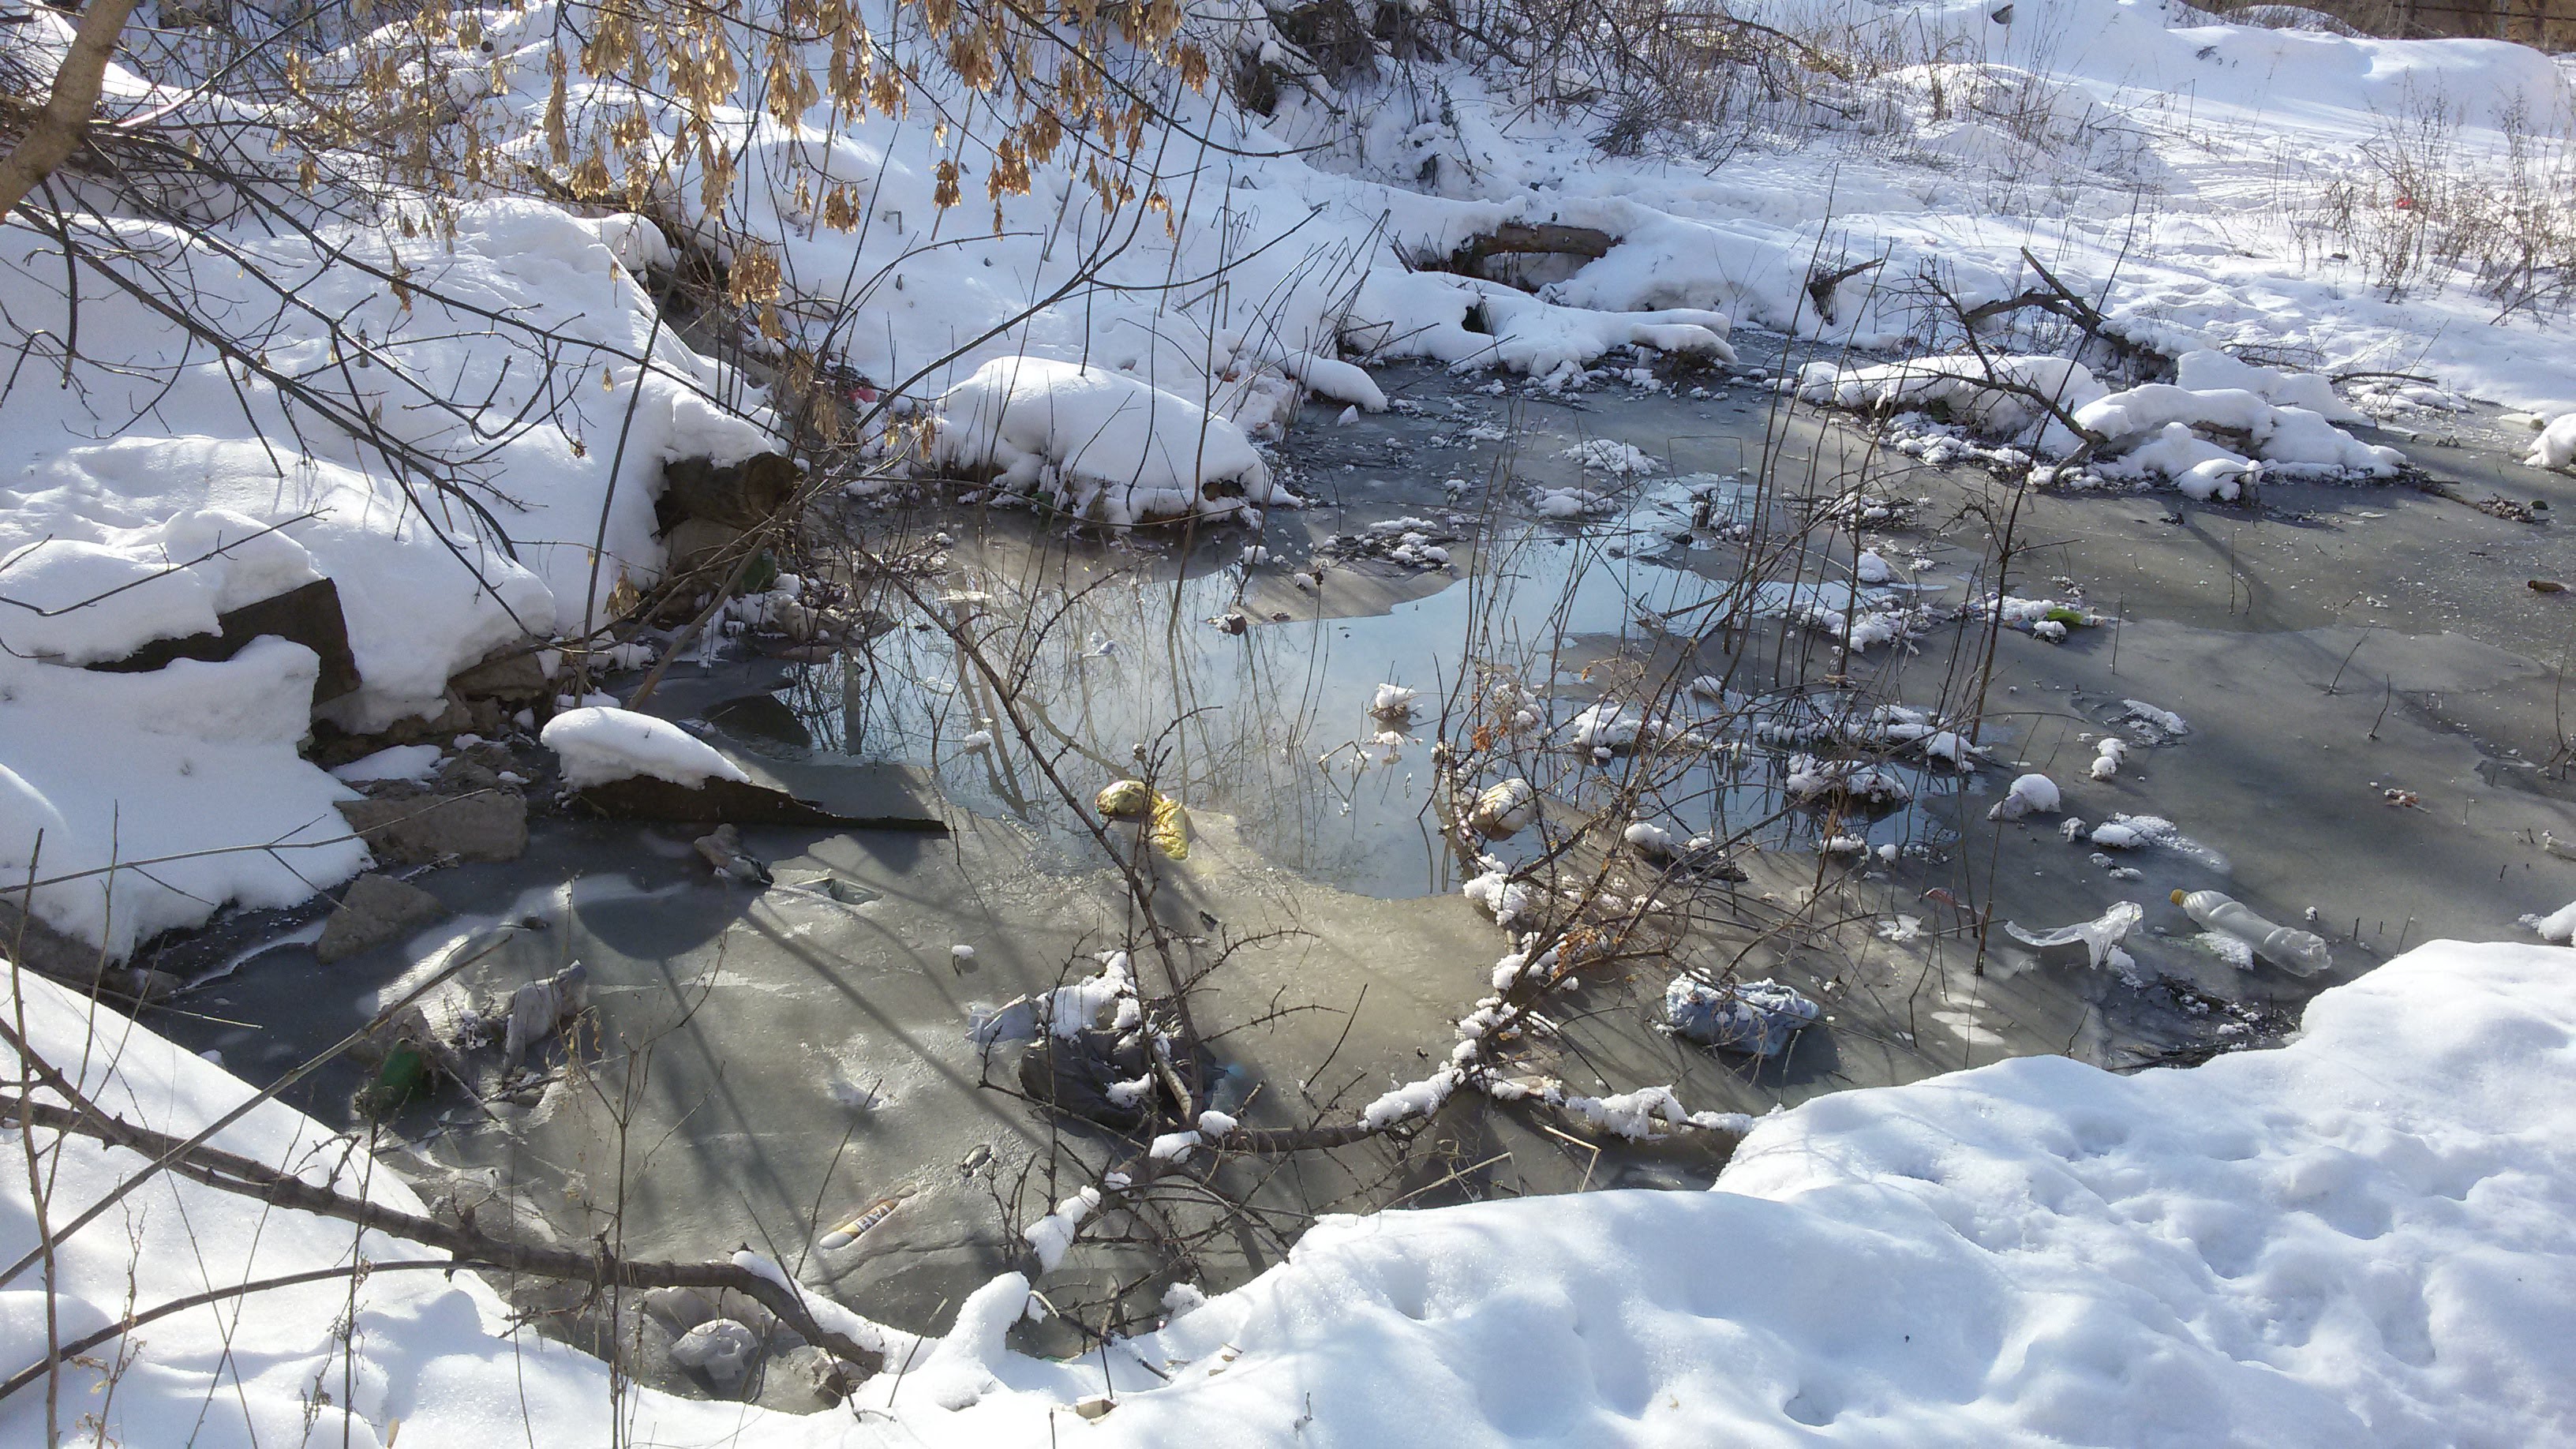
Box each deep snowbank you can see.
[0,639,369,957]
[0,198,772,953]
[7,938,2574,1445]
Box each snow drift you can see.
[10,937,2576,1445]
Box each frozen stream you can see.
[153,346,2576,1398]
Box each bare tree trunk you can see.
[0,0,140,221]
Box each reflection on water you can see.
[683,500,1968,901]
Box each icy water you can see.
[155,345,2576,1376]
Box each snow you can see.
[2174,349,2365,424]
[0,203,773,729]
[539,706,753,790]
[15,0,2576,1436]
[0,640,367,957]
[2079,383,2406,486]
[1274,350,1389,412]
[2529,900,2576,944]
[927,358,1286,528]
[330,743,445,784]
[1021,1188,1103,1274]
[1785,753,1915,806]
[2529,413,2576,472]
[0,195,775,955]
[1346,269,1734,377]
[1360,1064,1465,1132]
[1551,1084,1735,1141]
[1988,772,2063,821]
[1559,439,1661,477]
[2093,820,2147,848]
[1463,866,1536,927]
[2124,699,2192,737]
[1563,702,1654,754]
[1623,821,1679,856]
[2091,736,2129,780]
[1369,683,1422,717]
[15,0,2564,972]
[21,938,2576,1445]
[1801,354,2405,500]
[0,510,320,665]
[1530,486,1613,519]
[1799,354,2107,454]
[969,951,1140,1046]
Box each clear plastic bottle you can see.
[2170,889,2332,976]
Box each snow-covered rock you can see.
[928,358,1284,526]
[2527,413,2576,472]
[541,706,753,790]
[1799,354,2106,453]
[1987,772,2062,821]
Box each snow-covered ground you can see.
[6,936,2573,1445]
[7,3,2576,1436]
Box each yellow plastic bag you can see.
[1147,793,1189,860]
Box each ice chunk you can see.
[2121,699,2190,737]
[501,961,587,1069]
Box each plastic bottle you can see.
[2170,889,2332,976]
